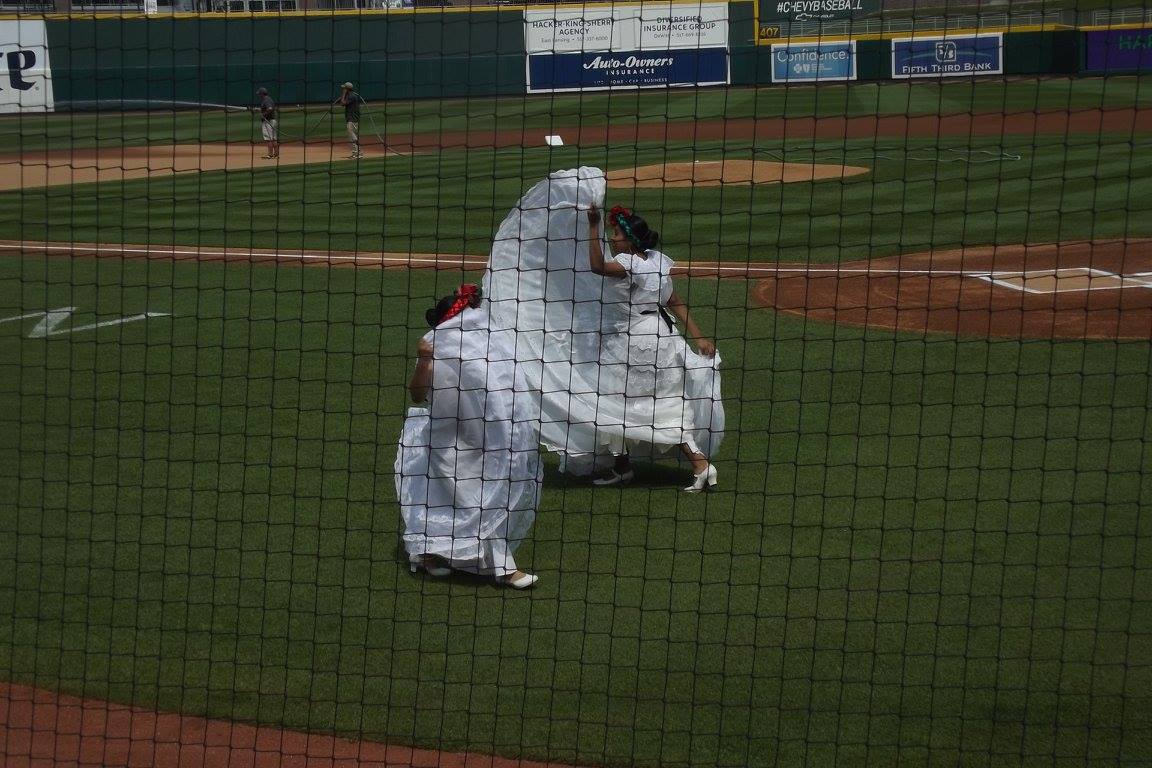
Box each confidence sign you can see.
[770,41,856,82]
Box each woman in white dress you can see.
[586,204,719,492]
[397,285,541,588]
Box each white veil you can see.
[483,167,724,475]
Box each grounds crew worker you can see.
[256,87,279,159]
[339,82,365,159]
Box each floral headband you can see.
[608,205,644,249]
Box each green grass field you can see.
[1,77,1150,767]
[5,133,1150,263]
[4,78,1150,153]
[4,80,1151,261]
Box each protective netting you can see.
[1,3,1150,768]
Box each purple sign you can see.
[1084,29,1152,73]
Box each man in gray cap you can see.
[338,82,365,159]
[256,87,279,159]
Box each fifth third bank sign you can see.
[891,33,1003,78]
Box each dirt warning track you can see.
[0,682,583,768]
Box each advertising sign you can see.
[527,48,729,93]
[526,3,728,54]
[1084,28,1152,73]
[525,2,729,93]
[638,4,729,51]
[525,8,620,54]
[770,40,856,82]
[0,20,55,113]
[760,0,880,23]
[891,34,1003,78]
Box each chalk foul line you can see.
[3,241,1152,287]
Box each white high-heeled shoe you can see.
[501,571,539,589]
[683,464,718,493]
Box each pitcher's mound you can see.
[607,160,869,188]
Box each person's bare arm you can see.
[666,289,716,357]
[408,339,434,402]
[587,204,628,278]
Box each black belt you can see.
[640,308,675,332]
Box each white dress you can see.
[481,166,724,475]
[394,306,541,577]
[596,250,707,456]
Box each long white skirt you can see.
[395,406,541,577]
[591,311,718,457]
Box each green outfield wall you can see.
[43,11,527,105]
[38,6,1082,109]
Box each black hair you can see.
[425,295,456,328]
[424,285,483,327]
[617,212,660,251]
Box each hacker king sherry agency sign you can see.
[524,2,730,93]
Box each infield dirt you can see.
[0,143,403,192]
[607,160,869,187]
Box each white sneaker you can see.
[683,464,718,493]
[502,571,539,589]
[592,469,635,487]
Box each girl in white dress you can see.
[586,204,719,492]
[397,285,541,588]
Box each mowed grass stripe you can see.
[0,254,1149,766]
[4,77,1150,153]
[5,135,1148,262]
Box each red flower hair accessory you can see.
[608,205,643,248]
[427,283,483,327]
[609,205,633,226]
[440,283,481,325]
